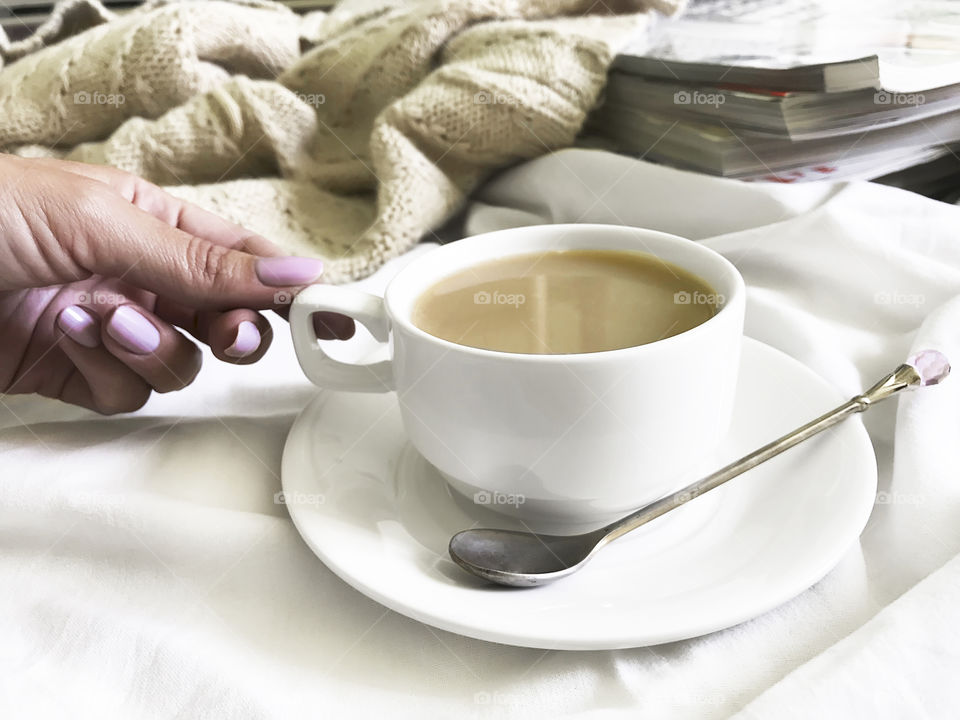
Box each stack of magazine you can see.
[590,0,960,191]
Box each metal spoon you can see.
[449,350,950,587]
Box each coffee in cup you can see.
[412,249,719,355]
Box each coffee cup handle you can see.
[290,284,395,393]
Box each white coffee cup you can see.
[291,224,745,529]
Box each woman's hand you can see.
[0,154,352,414]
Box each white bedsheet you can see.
[2,149,960,718]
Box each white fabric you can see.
[3,148,960,717]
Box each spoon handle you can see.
[600,362,925,545]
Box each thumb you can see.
[69,188,324,310]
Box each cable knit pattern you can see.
[0,0,682,282]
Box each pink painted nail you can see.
[57,305,100,348]
[225,321,261,358]
[256,256,324,286]
[107,306,160,355]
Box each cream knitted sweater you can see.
[0,0,681,282]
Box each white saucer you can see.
[281,338,877,650]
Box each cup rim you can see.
[383,223,744,363]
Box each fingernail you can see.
[57,305,100,348]
[107,306,160,354]
[225,321,261,358]
[256,256,324,286]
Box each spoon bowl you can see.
[449,528,608,587]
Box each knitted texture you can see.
[0,0,682,282]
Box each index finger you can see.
[47,158,283,257]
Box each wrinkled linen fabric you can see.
[2,148,959,717]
